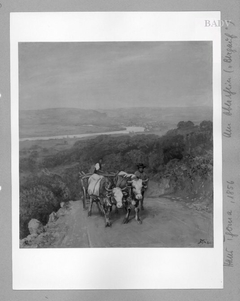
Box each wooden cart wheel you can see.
[82,187,87,210]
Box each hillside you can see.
[19,120,213,239]
[19,108,123,138]
[100,106,212,124]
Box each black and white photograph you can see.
[1,0,239,299]
[11,12,223,290]
[19,41,214,248]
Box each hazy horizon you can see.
[19,104,212,112]
[19,42,212,110]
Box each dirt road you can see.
[43,197,213,248]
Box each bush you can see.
[20,173,72,238]
[177,120,194,129]
[20,185,59,238]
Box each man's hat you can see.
[137,163,146,168]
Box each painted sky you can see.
[19,42,212,110]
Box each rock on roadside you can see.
[20,201,73,248]
[28,219,44,235]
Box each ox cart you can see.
[78,171,117,211]
[79,170,149,226]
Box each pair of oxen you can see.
[80,171,149,227]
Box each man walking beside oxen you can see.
[134,163,148,210]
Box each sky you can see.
[19,42,212,110]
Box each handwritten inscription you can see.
[223,123,232,138]
[223,77,235,117]
[222,23,238,270]
[224,181,237,268]
[226,180,234,202]
[225,210,238,239]
[224,248,233,267]
[222,30,237,119]
[223,33,237,64]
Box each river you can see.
[19,126,145,142]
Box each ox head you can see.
[127,177,148,200]
[105,186,128,208]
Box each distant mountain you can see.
[19,108,114,138]
[19,106,212,138]
[101,106,212,123]
[20,108,108,125]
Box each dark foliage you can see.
[20,173,71,238]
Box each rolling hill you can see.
[19,106,212,138]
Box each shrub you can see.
[20,173,71,238]
[20,185,59,238]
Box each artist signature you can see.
[198,239,211,245]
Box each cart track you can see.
[44,197,213,248]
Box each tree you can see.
[117,142,128,153]
[148,151,164,172]
[177,121,185,129]
[103,153,123,171]
[200,120,213,132]
[125,150,148,167]
[177,121,194,129]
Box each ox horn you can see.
[105,186,112,192]
[121,186,128,191]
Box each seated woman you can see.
[94,158,103,175]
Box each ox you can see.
[103,183,133,226]
[128,177,148,210]
[80,173,126,227]
[114,171,148,224]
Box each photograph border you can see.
[11,11,222,290]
